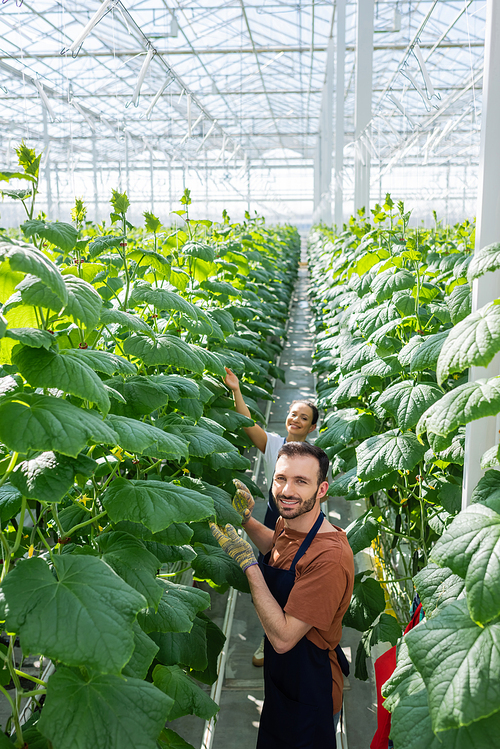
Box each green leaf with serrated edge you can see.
[152,613,209,671]
[103,478,214,533]
[467,242,500,282]
[157,728,196,749]
[329,466,358,496]
[0,170,36,182]
[398,331,449,373]
[360,355,402,378]
[191,345,226,377]
[2,240,68,305]
[182,240,215,263]
[371,268,415,302]
[388,689,444,749]
[123,333,204,373]
[153,664,219,721]
[60,348,136,376]
[99,306,151,333]
[430,504,500,624]
[417,377,500,439]
[405,599,500,732]
[114,520,193,547]
[88,235,125,258]
[413,563,465,619]
[189,613,226,685]
[104,415,188,460]
[5,327,55,349]
[343,575,385,631]
[98,531,163,608]
[167,424,236,457]
[328,373,374,406]
[435,430,465,465]
[376,381,442,431]
[340,341,379,374]
[437,303,500,384]
[63,275,103,329]
[447,283,472,324]
[470,469,500,506]
[369,613,401,646]
[106,376,171,416]
[178,476,241,526]
[137,580,210,634]
[0,484,22,523]
[10,451,96,503]
[37,666,172,749]
[356,301,400,337]
[122,621,159,679]
[208,451,252,471]
[436,481,462,514]
[350,470,400,499]
[206,307,235,334]
[480,444,500,470]
[150,374,200,401]
[191,544,250,593]
[133,286,199,320]
[0,394,117,457]
[345,508,381,554]
[0,556,146,673]
[205,407,254,432]
[143,543,195,566]
[21,219,78,252]
[356,429,426,481]
[382,640,424,710]
[317,409,375,448]
[12,344,110,415]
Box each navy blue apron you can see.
[257,512,337,749]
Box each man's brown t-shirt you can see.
[269,518,355,714]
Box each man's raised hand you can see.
[209,523,258,572]
[232,478,255,524]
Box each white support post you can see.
[150,149,154,212]
[334,0,346,229]
[42,108,53,217]
[354,0,374,214]
[313,136,321,215]
[462,0,500,508]
[92,137,99,222]
[319,36,334,224]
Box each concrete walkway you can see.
[170,250,378,749]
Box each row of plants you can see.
[308,197,500,748]
[0,143,300,748]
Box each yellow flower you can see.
[79,494,90,505]
[28,545,34,558]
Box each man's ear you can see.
[316,481,329,501]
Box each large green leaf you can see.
[191,345,226,377]
[356,301,400,337]
[105,415,188,460]
[138,580,210,634]
[316,409,375,448]
[3,240,68,305]
[356,429,426,480]
[16,275,64,312]
[345,508,381,555]
[107,376,171,416]
[152,613,209,671]
[168,424,236,457]
[342,574,385,631]
[98,531,163,608]
[61,348,136,376]
[38,666,172,749]
[417,377,500,439]
[382,640,424,711]
[4,327,55,350]
[328,373,374,406]
[467,242,500,282]
[188,612,226,685]
[10,451,96,503]
[370,613,401,647]
[192,544,250,593]
[376,381,443,430]
[157,728,196,749]
[88,235,125,258]
[405,599,500,732]
[178,476,241,526]
[153,664,218,721]
[133,287,199,320]
[21,219,78,252]
[0,394,117,457]
[12,344,110,415]
[430,504,500,624]
[0,484,22,523]
[63,275,103,329]
[436,303,500,384]
[103,478,214,533]
[0,556,146,673]
[182,241,215,264]
[123,334,204,373]
[99,307,151,333]
[470,469,500,506]
[371,268,415,302]
[413,563,465,619]
[122,621,159,679]
[207,451,252,471]
[398,331,449,373]
[446,283,472,324]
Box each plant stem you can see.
[64,510,107,538]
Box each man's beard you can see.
[273,490,318,519]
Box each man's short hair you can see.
[277,442,329,485]
[289,399,319,426]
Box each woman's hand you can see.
[224,367,240,392]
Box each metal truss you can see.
[0,0,488,217]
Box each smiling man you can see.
[210,442,354,749]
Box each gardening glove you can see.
[209,522,258,572]
[232,478,255,524]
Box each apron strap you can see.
[288,511,325,575]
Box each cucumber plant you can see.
[0,143,300,748]
[308,197,500,747]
